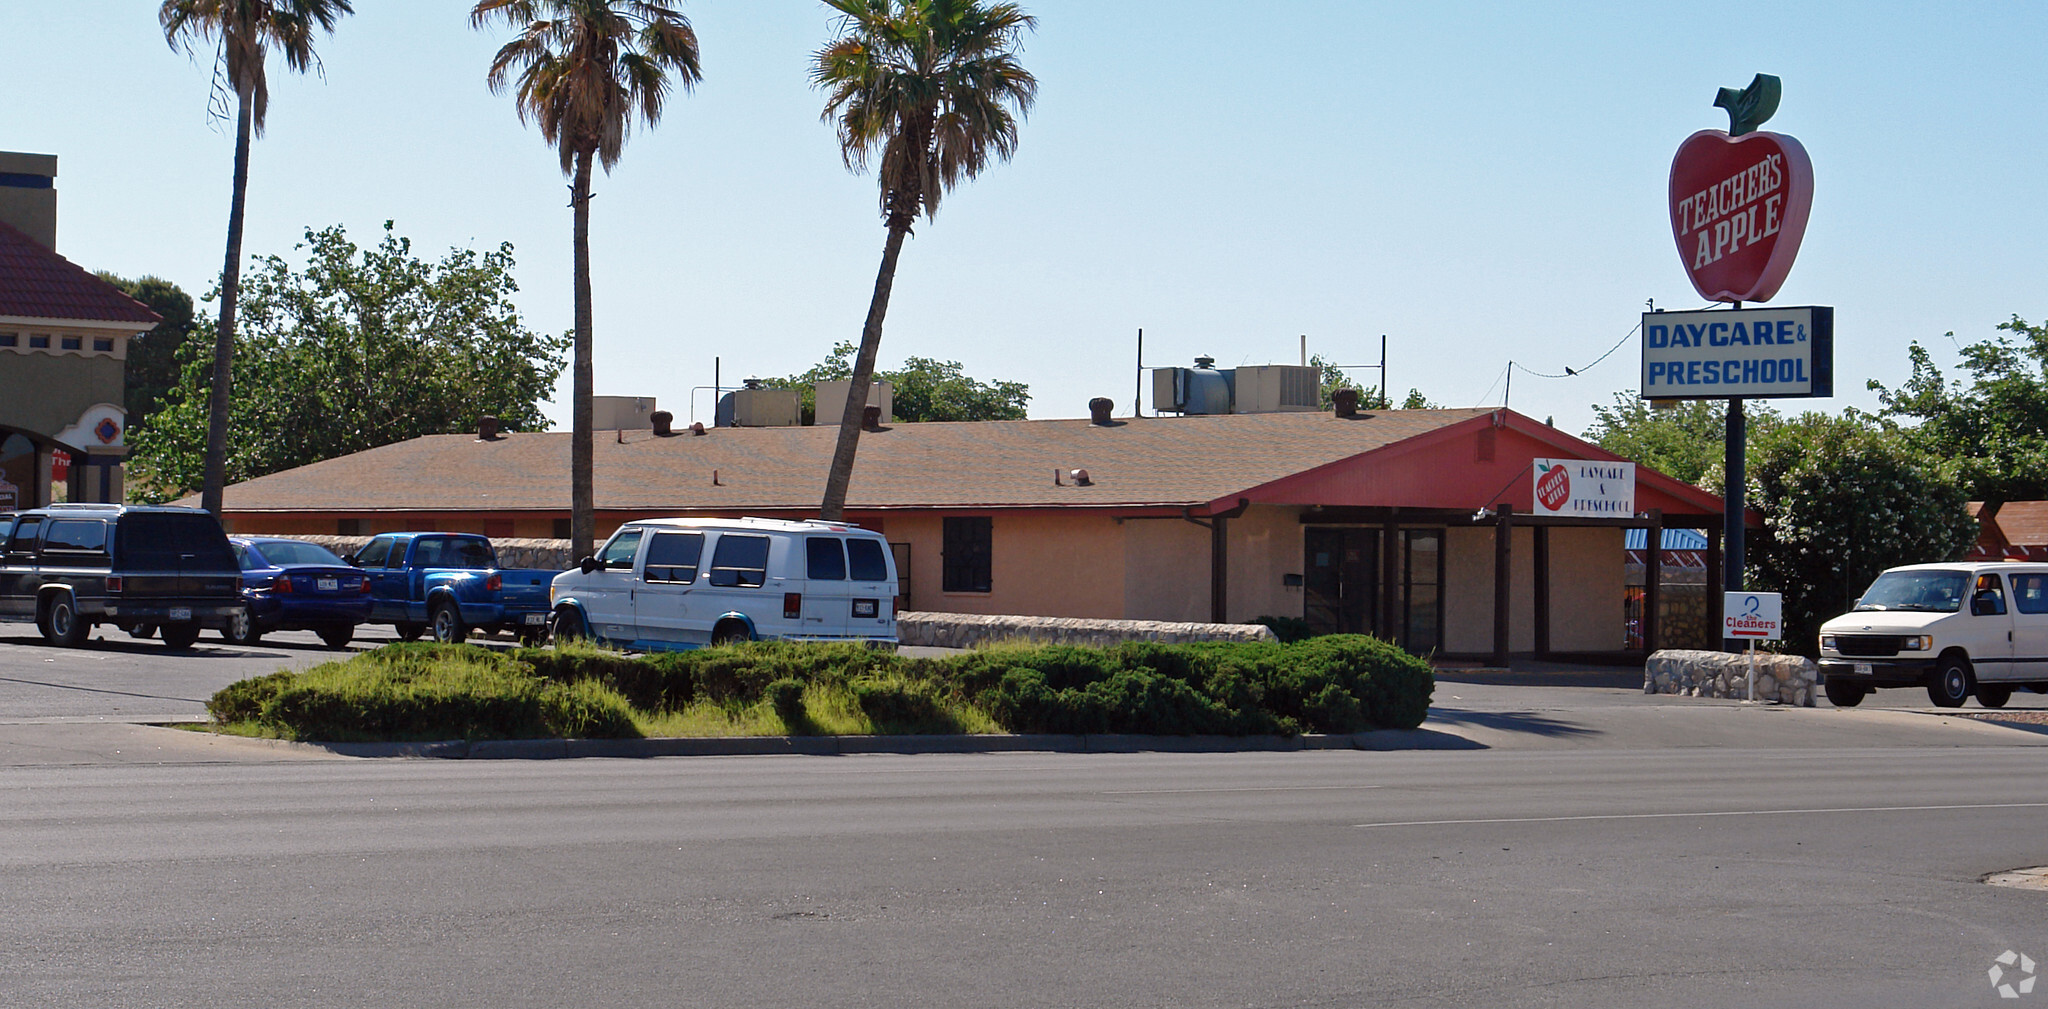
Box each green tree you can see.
[94,273,197,430]
[812,0,1038,520]
[160,0,353,517]
[1582,391,1782,489]
[767,340,1029,423]
[126,223,569,502]
[1745,411,1977,656]
[471,0,702,561]
[1307,356,1433,411]
[1871,316,2048,504]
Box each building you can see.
[0,151,161,507]
[203,405,1744,662]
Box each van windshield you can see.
[1854,570,1968,612]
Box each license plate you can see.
[852,599,878,618]
[317,578,339,592]
[1854,662,1872,676]
[524,613,548,626]
[169,607,192,621]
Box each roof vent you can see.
[1332,387,1359,418]
[690,421,707,436]
[1088,397,1114,425]
[651,410,674,436]
[1193,355,1216,369]
[477,416,501,441]
[1071,468,1092,486]
[862,405,882,431]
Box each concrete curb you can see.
[265,729,1479,760]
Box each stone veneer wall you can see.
[898,612,1277,649]
[1645,648,1817,706]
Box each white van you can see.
[548,517,897,651]
[1817,561,2048,708]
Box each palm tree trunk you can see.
[570,149,596,560]
[199,88,255,516]
[819,223,910,521]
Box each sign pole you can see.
[1746,638,1757,702]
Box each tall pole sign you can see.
[1644,74,1832,652]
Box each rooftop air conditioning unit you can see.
[719,382,800,427]
[1232,365,1320,413]
[812,380,893,425]
[1151,356,1234,415]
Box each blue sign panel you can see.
[1639,305,1833,400]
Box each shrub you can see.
[765,678,813,735]
[849,677,965,735]
[1251,615,1314,643]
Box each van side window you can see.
[708,534,770,587]
[599,530,644,570]
[807,537,847,580]
[2011,573,2048,615]
[847,538,889,582]
[644,532,702,583]
[1975,573,2008,616]
[7,516,44,555]
[354,537,393,569]
[43,519,109,562]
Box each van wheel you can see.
[711,621,750,646]
[1823,679,1867,708]
[160,623,202,650]
[1977,684,2014,709]
[550,606,588,645]
[318,624,354,649]
[396,622,425,642]
[1929,655,1975,708]
[430,602,467,644]
[40,595,89,647]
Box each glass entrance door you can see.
[1304,527,1377,636]
[1400,529,1442,653]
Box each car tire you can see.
[396,622,425,642]
[430,602,467,644]
[550,606,588,645]
[1823,678,1867,708]
[1929,655,1975,708]
[160,623,202,650]
[129,623,157,640]
[1977,684,2014,709]
[318,624,354,649]
[223,610,262,646]
[40,594,89,647]
[711,620,750,646]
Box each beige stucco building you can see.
[0,151,160,507]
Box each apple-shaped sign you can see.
[1668,129,1813,303]
[1534,463,1570,512]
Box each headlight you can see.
[1902,635,1932,651]
[1820,634,1836,652]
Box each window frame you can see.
[942,516,993,594]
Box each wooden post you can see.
[1492,504,1513,668]
[1643,510,1663,655]
[1706,525,1723,648]
[1381,518,1399,641]
[1533,525,1551,658]
[1210,517,1229,624]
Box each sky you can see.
[7,2,2048,438]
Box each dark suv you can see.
[0,504,244,649]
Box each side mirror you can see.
[1972,591,2005,616]
[579,556,600,575]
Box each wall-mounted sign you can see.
[1532,458,1635,518]
[1641,305,1833,400]
[1724,591,1783,640]
[1670,129,1813,303]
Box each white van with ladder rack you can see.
[547,517,897,651]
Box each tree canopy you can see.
[126,222,567,501]
[766,340,1029,424]
[1870,316,2048,504]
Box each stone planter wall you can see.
[1645,648,1817,706]
[898,612,1277,650]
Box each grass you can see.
[205,635,1433,743]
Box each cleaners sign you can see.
[1532,459,1635,518]
[1724,591,1783,640]
[1641,305,1832,399]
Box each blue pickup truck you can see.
[345,532,559,644]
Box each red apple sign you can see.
[1668,129,1813,303]
[1535,463,1570,512]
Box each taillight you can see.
[784,592,802,619]
[275,576,294,594]
[105,576,123,593]
[358,577,372,594]
[486,573,502,592]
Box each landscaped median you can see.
[203,635,1435,750]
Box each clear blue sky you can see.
[7,2,2047,437]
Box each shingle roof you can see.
[0,219,162,325]
[211,409,1501,514]
[1990,501,2048,548]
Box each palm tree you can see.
[470,0,701,561]
[160,0,353,516]
[812,0,1037,521]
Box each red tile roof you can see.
[203,408,1730,521]
[0,219,162,325]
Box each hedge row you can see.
[209,634,1435,742]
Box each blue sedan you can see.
[225,537,373,648]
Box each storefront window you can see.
[0,433,35,510]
